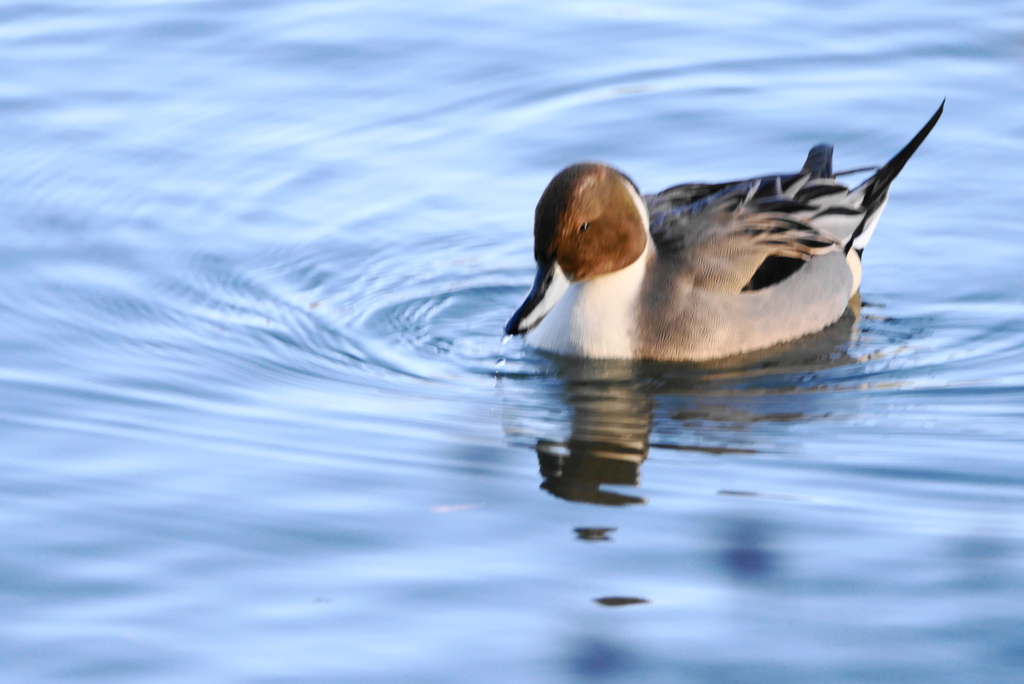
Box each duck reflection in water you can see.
[530,302,866,506]
[537,365,653,505]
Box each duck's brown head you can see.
[505,163,649,335]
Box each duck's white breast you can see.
[526,244,651,359]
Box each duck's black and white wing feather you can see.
[646,101,944,292]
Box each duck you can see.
[505,102,944,361]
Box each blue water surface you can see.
[2,1,1024,682]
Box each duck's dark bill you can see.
[505,261,570,335]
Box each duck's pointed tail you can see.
[848,100,944,255]
[860,100,944,207]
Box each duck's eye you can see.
[579,222,590,233]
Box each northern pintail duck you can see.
[505,102,944,361]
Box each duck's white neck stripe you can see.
[622,178,651,235]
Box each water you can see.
[3,1,1024,682]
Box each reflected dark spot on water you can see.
[720,519,778,583]
[593,596,650,607]
[566,635,639,681]
[575,527,617,541]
